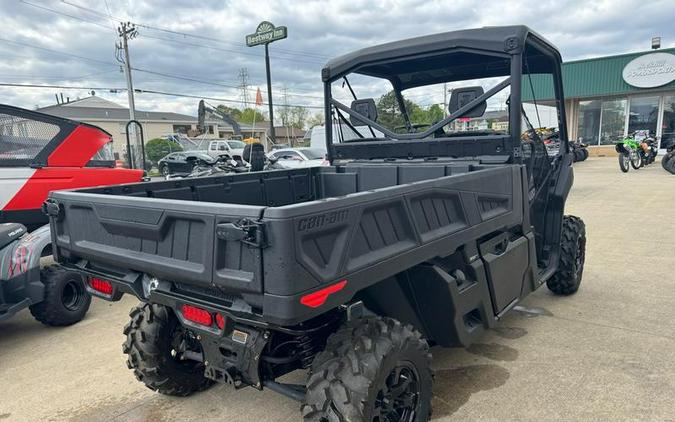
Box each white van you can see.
[309,125,384,152]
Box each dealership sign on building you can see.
[622,52,675,88]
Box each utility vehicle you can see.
[0,104,143,324]
[47,26,586,421]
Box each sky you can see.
[1,0,673,121]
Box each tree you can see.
[307,111,325,128]
[277,105,309,129]
[238,108,266,124]
[145,138,182,165]
[290,106,309,129]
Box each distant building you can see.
[273,126,306,146]
[448,110,509,132]
[37,96,267,153]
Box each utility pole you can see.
[117,22,138,123]
[443,83,448,116]
[282,87,290,146]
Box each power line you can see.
[0,37,118,67]
[19,0,111,30]
[0,35,324,101]
[138,33,324,65]
[60,0,332,60]
[0,82,125,91]
[0,69,117,81]
[0,83,323,109]
[136,88,324,109]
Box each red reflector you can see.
[300,280,348,308]
[215,313,226,330]
[181,304,213,326]
[89,277,113,295]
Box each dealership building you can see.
[529,47,675,154]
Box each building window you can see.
[172,124,191,134]
[627,96,659,138]
[662,95,675,150]
[599,99,627,145]
[577,100,601,145]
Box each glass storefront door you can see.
[600,99,627,145]
[577,100,601,144]
[661,95,675,151]
[627,96,659,139]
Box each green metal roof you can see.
[523,48,675,101]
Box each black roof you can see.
[322,25,561,89]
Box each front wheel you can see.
[547,215,586,295]
[630,151,642,169]
[618,153,630,172]
[159,164,169,177]
[29,265,91,326]
[303,317,433,422]
[122,303,213,396]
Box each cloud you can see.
[1,0,673,117]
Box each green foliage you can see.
[307,111,325,128]
[376,91,445,131]
[145,138,182,164]
[277,105,309,129]
[239,108,266,124]
[215,105,266,124]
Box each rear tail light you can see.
[89,277,113,295]
[215,313,226,330]
[181,304,213,327]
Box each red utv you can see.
[0,104,143,325]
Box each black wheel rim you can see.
[373,362,420,422]
[62,279,85,311]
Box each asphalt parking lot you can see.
[1,157,674,422]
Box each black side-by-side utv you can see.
[47,25,586,421]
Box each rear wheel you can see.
[547,215,586,295]
[302,317,433,422]
[29,265,91,326]
[619,153,630,172]
[123,303,213,396]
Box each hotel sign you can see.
[622,52,675,88]
[246,21,288,47]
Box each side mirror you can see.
[449,87,487,118]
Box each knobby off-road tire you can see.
[302,317,433,422]
[618,153,630,173]
[123,303,213,396]
[547,215,586,295]
[630,152,642,170]
[29,265,91,326]
[663,152,675,174]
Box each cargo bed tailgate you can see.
[47,191,266,296]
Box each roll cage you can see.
[321,25,568,164]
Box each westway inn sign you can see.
[246,21,288,47]
[622,52,675,89]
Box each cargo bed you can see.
[48,160,526,325]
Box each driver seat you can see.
[0,223,27,250]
